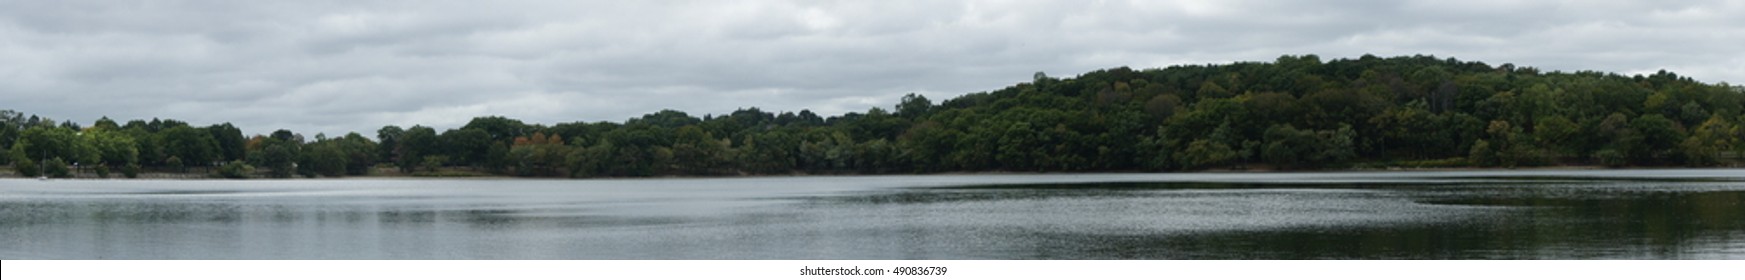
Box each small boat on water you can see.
[35,151,49,181]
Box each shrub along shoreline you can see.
[3,163,1738,180]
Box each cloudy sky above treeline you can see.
[2,0,1740,136]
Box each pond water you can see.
[2,170,1743,259]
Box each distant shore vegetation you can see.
[5,54,1744,179]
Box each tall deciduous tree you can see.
[396,126,440,173]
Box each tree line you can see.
[5,54,1743,179]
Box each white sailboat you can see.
[36,150,48,180]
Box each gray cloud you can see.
[1,0,1740,137]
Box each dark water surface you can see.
[2,170,1742,259]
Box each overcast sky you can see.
[2,0,1741,137]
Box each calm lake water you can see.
[2,170,1743,259]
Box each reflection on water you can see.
[1,170,1743,259]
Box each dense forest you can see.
[4,54,1743,179]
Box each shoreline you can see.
[3,164,1739,180]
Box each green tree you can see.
[671,125,732,175]
[43,157,71,178]
[895,93,933,119]
[165,156,185,173]
[337,133,379,175]
[1261,124,1356,169]
[738,130,796,174]
[1261,124,1315,168]
[627,110,700,129]
[566,140,610,177]
[1369,103,1447,159]
[1469,139,1495,167]
[1533,115,1580,159]
[1143,94,1183,122]
[1197,80,1232,99]
[9,126,98,167]
[440,128,493,166]
[83,129,139,169]
[377,125,405,167]
[122,164,140,178]
[508,132,570,176]
[461,116,531,144]
[208,123,247,162]
[0,110,26,164]
[1631,114,1684,163]
[250,131,301,178]
[1316,124,1358,164]
[217,160,255,179]
[13,157,39,177]
[855,139,903,173]
[995,122,1045,170]
[123,126,166,166]
[1680,114,1738,166]
[1487,119,1554,167]
[1179,139,1237,170]
[160,125,220,171]
[1591,113,1641,160]
[1484,120,1521,167]
[396,126,439,173]
[420,156,448,173]
[299,140,349,177]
